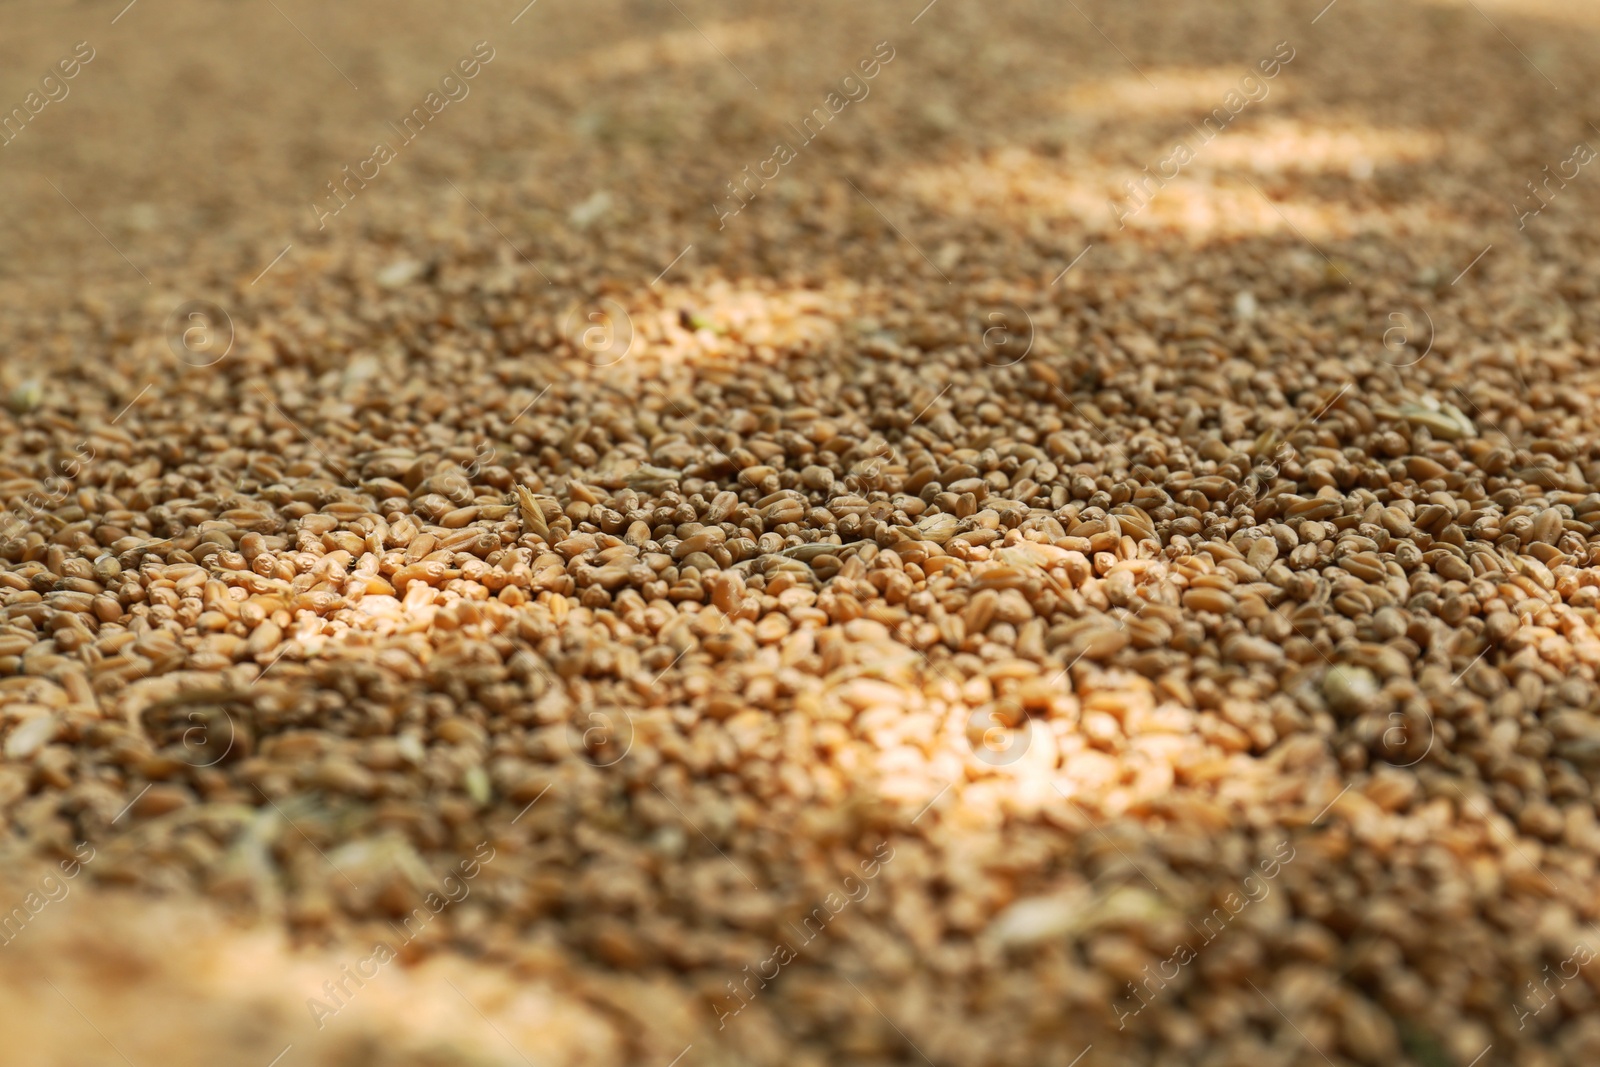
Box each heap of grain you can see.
[4,262,1600,1065]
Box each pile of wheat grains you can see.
[4,0,1600,1064]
